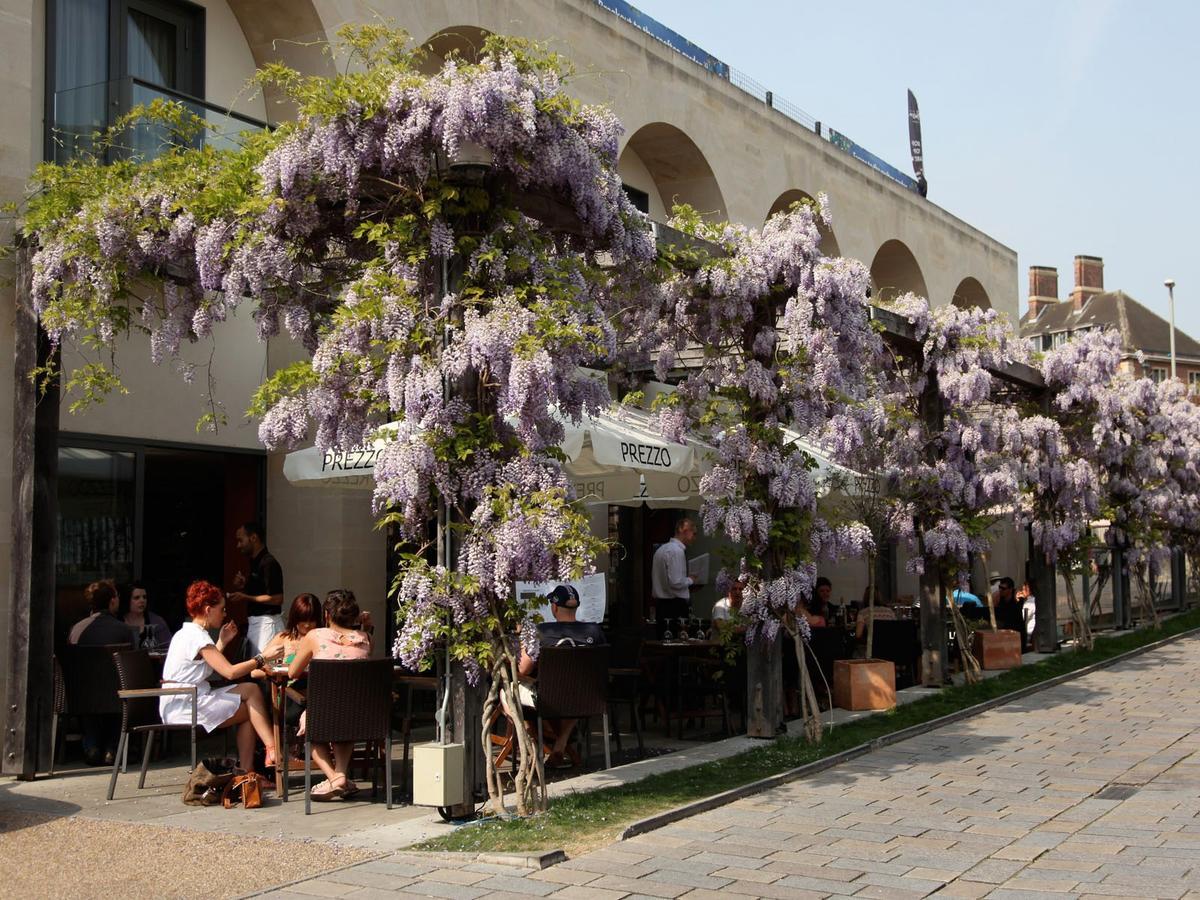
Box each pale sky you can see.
[631,0,1200,336]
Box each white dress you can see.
[159,622,242,732]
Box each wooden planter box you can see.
[833,659,896,711]
[972,629,1022,670]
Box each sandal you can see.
[341,780,360,800]
[310,777,345,802]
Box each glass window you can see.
[127,7,178,89]
[1147,367,1166,384]
[1188,372,1200,394]
[56,447,136,629]
[51,0,110,161]
[1051,331,1069,349]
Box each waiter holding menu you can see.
[228,521,285,656]
[651,516,697,637]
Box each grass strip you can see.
[415,611,1200,855]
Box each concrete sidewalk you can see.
[263,633,1200,898]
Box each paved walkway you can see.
[265,633,1200,899]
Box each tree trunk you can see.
[1133,564,1161,629]
[1063,571,1093,651]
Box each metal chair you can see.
[606,634,645,758]
[303,658,394,815]
[536,645,612,770]
[108,649,198,800]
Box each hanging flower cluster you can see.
[648,201,878,649]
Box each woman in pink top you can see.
[288,589,373,800]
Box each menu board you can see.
[515,573,607,624]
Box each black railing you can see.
[52,76,267,164]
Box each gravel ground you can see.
[0,808,375,898]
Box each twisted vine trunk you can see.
[786,617,822,744]
[978,550,998,632]
[481,649,547,817]
[1133,563,1161,629]
[945,576,982,684]
[1063,571,1093,650]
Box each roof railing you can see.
[594,0,920,194]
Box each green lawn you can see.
[415,611,1200,856]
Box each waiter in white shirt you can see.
[651,516,697,637]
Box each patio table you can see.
[641,639,724,738]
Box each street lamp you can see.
[1165,278,1177,381]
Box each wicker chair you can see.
[536,645,612,770]
[55,644,128,772]
[303,658,394,815]
[108,649,198,800]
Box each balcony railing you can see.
[51,76,267,164]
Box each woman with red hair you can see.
[160,580,284,776]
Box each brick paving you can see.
[267,634,1200,899]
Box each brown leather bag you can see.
[181,757,237,806]
[221,772,263,809]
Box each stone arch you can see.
[869,239,929,303]
[767,190,841,257]
[225,1,334,111]
[618,123,727,222]
[951,276,992,310]
[416,25,493,74]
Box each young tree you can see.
[19,27,657,815]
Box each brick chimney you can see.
[1027,266,1059,319]
[1070,255,1104,310]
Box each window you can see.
[1189,372,1200,395]
[47,0,205,161]
[1051,331,1070,349]
[622,184,651,215]
[1147,367,1167,384]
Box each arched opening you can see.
[767,190,841,257]
[869,239,929,303]
[951,276,992,310]
[417,26,493,74]
[618,123,727,222]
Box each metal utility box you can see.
[411,742,465,807]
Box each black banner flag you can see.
[908,89,927,197]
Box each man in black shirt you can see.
[229,521,285,656]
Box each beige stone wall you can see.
[299,0,1018,317]
[264,455,387,656]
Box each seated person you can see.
[952,587,983,609]
[992,577,1029,650]
[855,588,896,641]
[710,577,745,621]
[121,581,172,649]
[160,581,283,782]
[517,584,606,766]
[287,588,373,801]
[254,593,323,749]
[807,577,833,626]
[69,580,135,647]
[1017,582,1037,643]
[69,580,134,766]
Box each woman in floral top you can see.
[287,588,373,800]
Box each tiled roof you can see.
[1020,290,1200,360]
